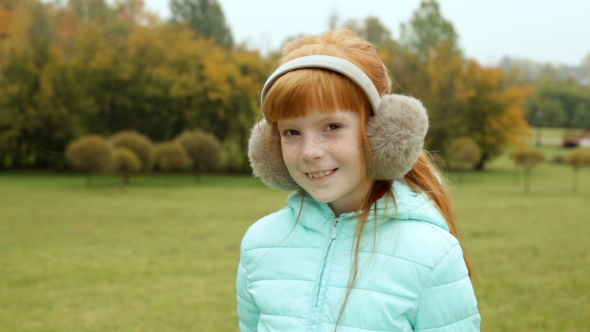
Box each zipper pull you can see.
[331,218,339,239]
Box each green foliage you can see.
[564,150,590,193]
[65,134,113,186]
[169,0,233,48]
[65,134,113,173]
[448,137,482,170]
[570,104,590,130]
[175,130,222,173]
[149,142,191,172]
[110,130,152,170]
[342,16,392,44]
[383,40,531,169]
[531,82,590,129]
[0,0,265,172]
[400,0,461,60]
[510,150,546,170]
[113,147,141,172]
[112,147,141,186]
[0,0,83,169]
[565,150,590,169]
[510,149,546,194]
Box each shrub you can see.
[550,155,565,164]
[150,142,191,170]
[564,150,590,193]
[447,137,482,182]
[509,150,545,194]
[110,131,152,171]
[113,147,142,188]
[65,135,113,187]
[175,130,222,178]
[510,150,545,169]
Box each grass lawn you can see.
[1,153,589,331]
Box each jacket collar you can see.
[286,180,450,239]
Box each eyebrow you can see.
[279,112,348,127]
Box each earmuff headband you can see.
[261,55,382,118]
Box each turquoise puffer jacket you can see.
[237,181,480,331]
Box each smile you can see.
[306,169,336,179]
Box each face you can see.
[277,110,367,216]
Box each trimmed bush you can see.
[447,137,482,182]
[509,150,545,194]
[175,130,222,178]
[550,155,565,164]
[110,131,152,171]
[113,147,142,188]
[65,135,113,187]
[150,142,191,185]
[565,150,590,193]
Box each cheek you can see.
[280,142,297,166]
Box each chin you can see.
[305,190,337,204]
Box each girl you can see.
[238,30,480,331]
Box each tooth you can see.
[308,170,333,179]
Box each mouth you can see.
[306,168,337,179]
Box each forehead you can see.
[263,69,371,123]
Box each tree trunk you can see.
[524,169,530,194]
[474,153,488,171]
[572,169,578,193]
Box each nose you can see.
[300,135,324,161]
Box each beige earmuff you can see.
[248,55,429,190]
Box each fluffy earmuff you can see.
[248,55,429,190]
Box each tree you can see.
[175,130,222,180]
[149,142,191,185]
[65,134,113,187]
[528,98,566,128]
[564,150,590,193]
[169,0,233,48]
[400,0,460,60]
[509,150,545,194]
[581,52,590,79]
[0,0,265,173]
[453,60,532,169]
[110,130,152,170]
[343,16,392,45]
[447,137,482,182]
[570,104,590,130]
[533,82,590,129]
[112,147,141,190]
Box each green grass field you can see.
[1,150,589,331]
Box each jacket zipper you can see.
[315,216,339,306]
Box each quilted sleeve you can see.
[237,249,260,332]
[413,244,481,331]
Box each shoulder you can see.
[240,207,296,252]
[381,219,460,271]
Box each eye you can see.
[326,124,340,131]
[282,129,300,136]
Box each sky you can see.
[143,0,590,67]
